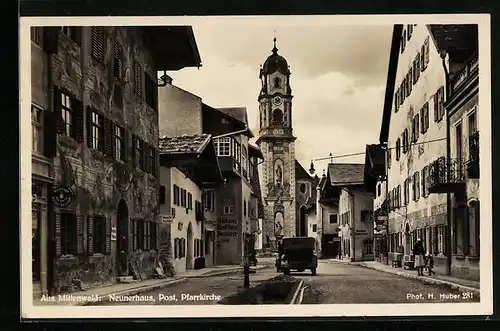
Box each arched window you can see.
[272,109,283,125]
[274,77,281,88]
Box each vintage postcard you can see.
[20,14,492,319]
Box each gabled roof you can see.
[327,163,365,186]
[217,107,254,138]
[159,133,211,155]
[295,159,314,180]
[248,143,264,159]
[428,24,478,55]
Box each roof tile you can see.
[159,133,211,154]
[328,163,365,186]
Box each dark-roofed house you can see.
[296,160,320,249]
[30,25,201,297]
[158,133,224,273]
[374,24,479,280]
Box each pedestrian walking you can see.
[425,253,435,275]
[412,239,426,276]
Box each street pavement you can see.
[298,260,480,304]
[90,259,479,305]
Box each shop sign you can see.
[52,187,73,208]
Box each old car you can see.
[277,236,317,276]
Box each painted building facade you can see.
[30,25,201,296]
[158,134,223,274]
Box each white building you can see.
[158,134,224,274]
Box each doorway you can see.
[116,199,129,277]
[404,223,411,256]
[32,204,41,290]
[186,222,194,270]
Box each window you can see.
[61,92,73,137]
[173,185,180,206]
[60,26,82,46]
[114,125,125,161]
[90,110,104,151]
[113,41,124,80]
[243,200,247,216]
[407,70,413,95]
[421,36,430,71]
[223,200,234,215]
[91,27,105,63]
[363,239,374,255]
[144,73,157,109]
[300,183,307,194]
[312,224,317,232]
[420,102,429,133]
[32,105,43,153]
[242,147,248,176]
[135,219,145,250]
[60,212,77,255]
[92,215,106,254]
[159,186,166,205]
[437,225,447,256]
[400,30,406,53]
[361,210,373,223]
[174,238,178,259]
[181,189,187,208]
[407,24,413,39]
[202,190,215,211]
[274,77,281,88]
[31,27,42,45]
[394,88,400,112]
[395,138,401,160]
[413,53,421,83]
[413,172,420,201]
[214,137,231,156]
[272,109,283,125]
[329,214,338,224]
[456,122,463,160]
[397,185,401,207]
[133,62,142,96]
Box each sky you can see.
[167,21,393,176]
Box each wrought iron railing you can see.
[428,157,465,188]
[466,131,480,178]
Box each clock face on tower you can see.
[273,96,283,106]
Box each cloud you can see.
[167,22,392,170]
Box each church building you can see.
[256,38,316,251]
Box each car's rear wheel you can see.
[284,268,290,275]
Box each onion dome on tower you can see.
[259,37,292,96]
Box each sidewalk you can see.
[33,264,268,306]
[329,259,480,296]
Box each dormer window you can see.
[274,77,281,88]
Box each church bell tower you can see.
[256,38,297,249]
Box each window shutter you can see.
[71,27,82,46]
[73,98,84,142]
[133,219,137,251]
[424,36,430,66]
[87,215,94,255]
[433,94,439,122]
[53,86,64,134]
[42,27,59,53]
[408,70,412,94]
[77,214,84,255]
[43,110,57,158]
[140,139,145,170]
[55,212,62,257]
[160,186,166,204]
[132,135,137,167]
[152,148,157,177]
[105,217,111,254]
[153,80,159,111]
[143,143,150,173]
[145,221,150,250]
[415,114,419,141]
[86,106,93,148]
[91,27,105,63]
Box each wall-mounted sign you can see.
[354,229,368,235]
[160,215,173,224]
[52,187,73,208]
[111,225,117,241]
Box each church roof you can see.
[261,38,290,76]
[295,159,314,180]
[327,163,365,186]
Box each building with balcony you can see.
[158,83,263,265]
[30,25,201,296]
[158,134,224,274]
[430,24,479,280]
[375,24,479,278]
[376,24,450,274]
